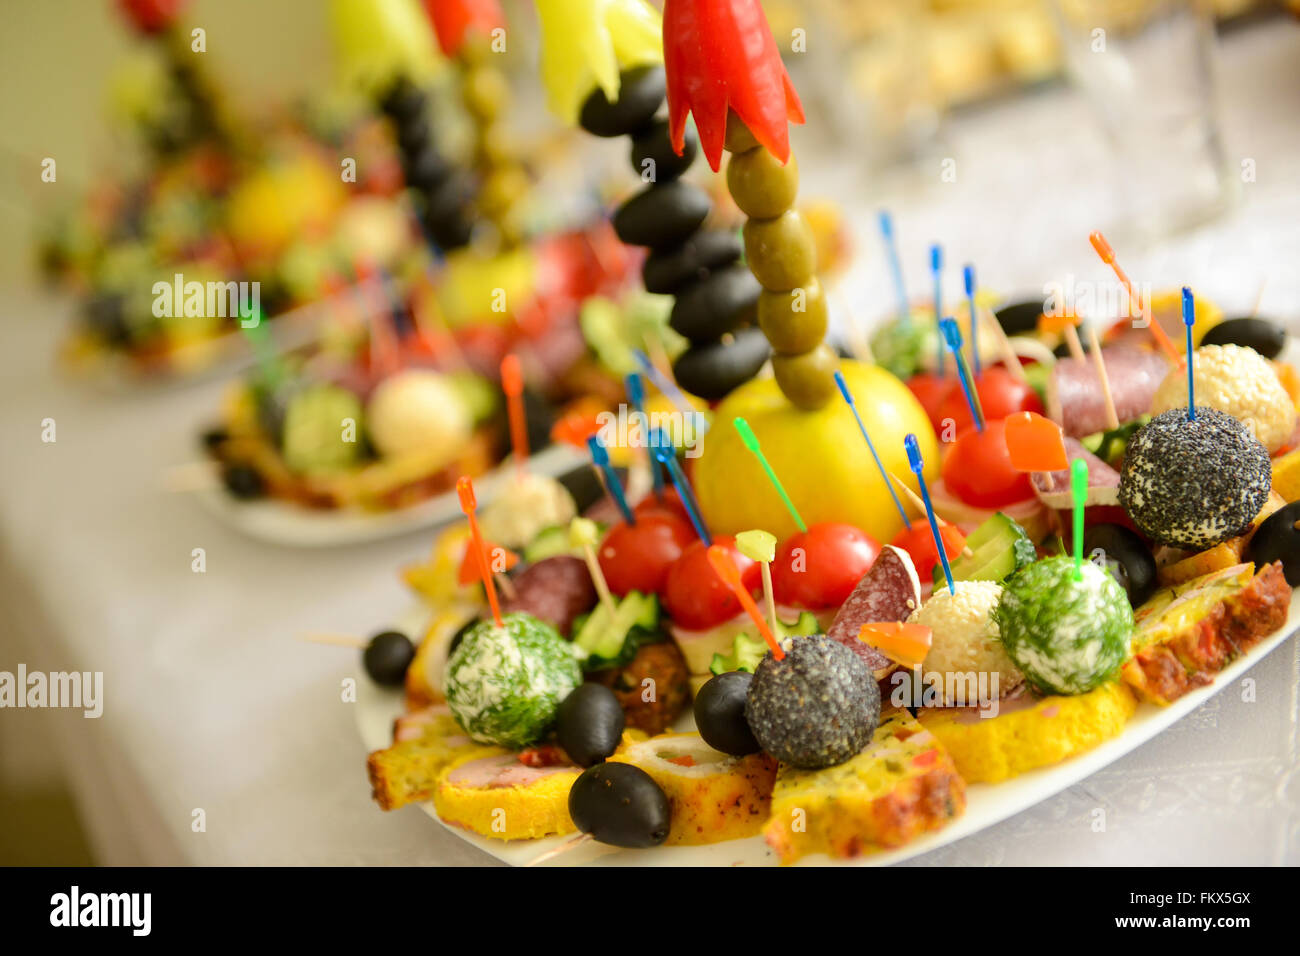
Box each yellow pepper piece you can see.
[330,0,444,96]
[735,529,776,564]
[535,0,663,124]
[569,516,601,549]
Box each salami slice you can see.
[1030,437,1120,508]
[1046,346,1170,437]
[501,556,598,636]
[825,545,922,675]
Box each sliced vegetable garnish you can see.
[1004,411,1068,472]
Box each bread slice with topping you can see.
[1124,561,1290,705]
[763,707,965,865]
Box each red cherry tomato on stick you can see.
[906,372,955,433]
[936,366,1043,436]
[891,522,966,584]
[598,514,695,598]
[772,522,881,610]
[663,537,760,630]
[941,418,1035,508]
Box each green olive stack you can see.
[579,67,770,401]
[457,40,529,248]
[725,116,836,410]
[379,78,475,251]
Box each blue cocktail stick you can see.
[964,264,980,376]
[1182,287,1196,421]
[930,244,944,375]
[879,211,911,328]
[834,370,910,529]
[651,429,711,545]
[587,433,635,525]
[905,434,955,595]
[631,350,707,437]
[939,318,984,432]
[625,372,664,501]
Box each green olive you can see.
[743,210,817,292]
[724,112,760,154]
[479,166,528,218]
[464,67,509,122]
[758,279,828,355]
[772,343,839,410]
[727,148,798,220]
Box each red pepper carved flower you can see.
[117,0,187,35]
[421,0,505,57]
[662,0,804,172]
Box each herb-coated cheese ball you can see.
[1149,344,1296,452]
[994,557,1132,696]
[445,613,582,749]
[744,635,880,769]
[1119,407,1271,550]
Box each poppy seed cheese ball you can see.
[1119,407,1271,550]
[744,635,880,770]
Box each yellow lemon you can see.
[693,359,938,544]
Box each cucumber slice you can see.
[934,512,1036,586]
[572,591,659,668]
[523,526,576,564]
[708,610,819,675]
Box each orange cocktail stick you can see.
[706,545,784,661]
[457,476,503,627]
[500,353,528,480]
[1004,411,1069,472]
[1089,232,1180,362]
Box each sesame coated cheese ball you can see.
[908,580,1023,705]
[1150,344,1297,453]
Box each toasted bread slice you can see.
[433,751,579,841]
[763,707,965,865]
[609,733,777,845]
[916,682,1137,783]
[366,707,486,811]
[1124,561,1290,705]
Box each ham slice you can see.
[1030,437,1120,508]
[446,753,577,789]
[1046,346,1170,437]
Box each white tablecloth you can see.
[1,21,1297,866]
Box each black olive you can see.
[396,114,430,155]
[403,146,452,193]
[1246,501,1300,586]
[555,684,626,767]
[578,65,665,137]
[1200,317,1286,360]
[521,387,556,458]
[379,79,426,123]
[669,264,760,342]
[672,326,771,401]
[364,631,415,687]
[84,293,131,346]
[200,427,229,454]
[995,299,1045,337]
[1082,523,1157,607]
[446,618,479,660]
[693,672,760,756]
[643,230,742,296]
[630,119,697,183]
[568,762,671,848]
[613,180,711,250]
[221,463,265,500]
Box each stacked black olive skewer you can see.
[579,67,770,401]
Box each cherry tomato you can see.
[936,365,1043,436]
[891,522,966,583]
[772,522,881,610]
[906,372,956,433]
[598,513,695,598]
[940,418,1034,508]
[635,487,690,524]
[663,537,760,630]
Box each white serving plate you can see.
[356,590,1300,866]
[195,442,587,547]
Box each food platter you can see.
[194,442,588,547]
[355,592,1300,866]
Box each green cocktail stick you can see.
[1071,457,1088,580]
[733,417,807,534]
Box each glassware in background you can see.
[1051,0,1235,240]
